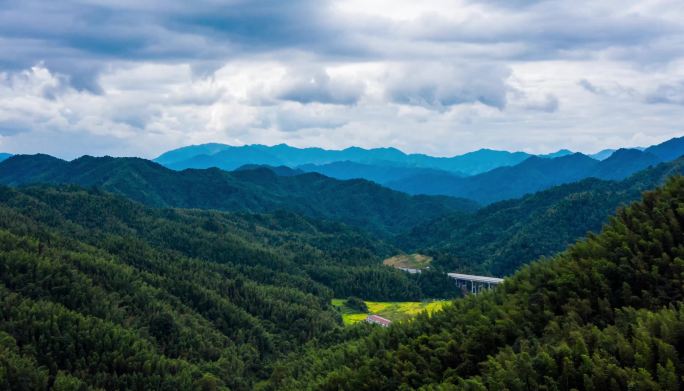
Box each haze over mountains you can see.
[154,143,622,177]
[386,147,667,204]
[152,136,684,204]
[155,143,533,176]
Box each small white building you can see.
[365,314,392,327]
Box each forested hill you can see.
[268,175,684,390]
[0,184,462,390]
[400,156,684,276]
[0,154,477,236]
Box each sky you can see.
[0,0,683,159]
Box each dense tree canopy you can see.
[0,185,458,390]
[2,151,684,390]
[265,175,684,390]
[0,154,477,237]
[401,157,684,276]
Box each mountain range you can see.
[298,161,462,185]
[0,154,477,236]
[386,137,684,203]
[3,147,684,281]
[398,156,684,276]
[3,135,684,388]
[152,137,683,205]
[156,143,534,175]
[155,144,625,176]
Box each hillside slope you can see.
[0,154,477,236]
[269,175,684,390]
[0,185,463,390]
[399,157,684,276]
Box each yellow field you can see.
[332,298,449,326]
[383,253,433,269]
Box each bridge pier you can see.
[448,273,503,294]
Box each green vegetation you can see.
[2,144,684,389]
[0,185,461,390]
[266,176,684,390]
[383,253,433,269]
[332,299,449,325]
[0,154,478,237]
[400,157,684,276]
[343,296,368,313]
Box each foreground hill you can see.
[268,175,684,390]
[0,185,461,390]
[0,154,477,236]
[399,157,684,276]
[388,136,684,204]
[155,143,532,175]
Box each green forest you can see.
[0,185,456,390]
[265,175,684,390]
[0,154,477,237]
[401,157,684,276]
[1,153,684,389]
[0,0,682,388]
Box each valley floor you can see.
[331,298,449,325]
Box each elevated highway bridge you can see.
[447,273,504,294]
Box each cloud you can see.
[578,79,601,94]
[646,81,684,105]
[276,67,366,105]
[384,63,512,110]
[0,0,683,157]
[523,93,559,112]
[272,103,349,132]
[0,120,28,136]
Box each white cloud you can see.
[0,0,683,157]
[383,62,512,110]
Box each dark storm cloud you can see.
[0,1,338,64]
[2,0,678,77]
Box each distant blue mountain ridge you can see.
[154,143,645,176]
[385,136,684,203]
[154,139,679,185]
[157,136,684,204]
[155,144,534,176]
